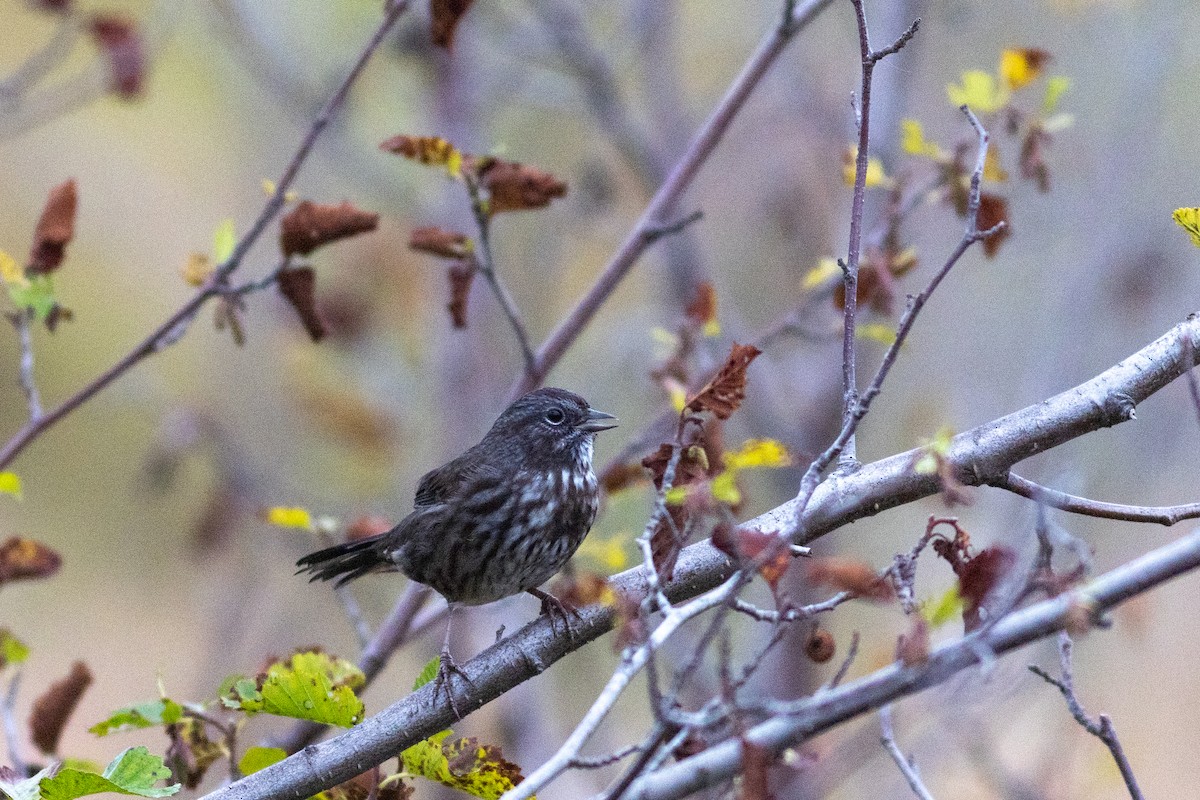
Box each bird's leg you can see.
[433,604,475,720]
[528,587,583,640]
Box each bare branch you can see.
[1000,473,1200,526]
[1029,633,1145,800]
[2,671,26,778]
[879,705,936,800]
[10,310,43,421]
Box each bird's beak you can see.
[579,408,618,433]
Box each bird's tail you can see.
[296,534,392,587]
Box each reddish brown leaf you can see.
[409,226,471,259]
[957,546,1016,613]
[430,0,475,49]
[738,740,773,800]
[598,461,648,494]
[612,590,647,652]
[379,135,459,167]
[685,282,718,328]
[447,256,478,329]
[641,444,710,491]
[549,571,612,607]
[345,515,393,542]
[686,343,762,419]
[277,266,327,342]
[1020,127,1052,192]
[0,537,62,585]
[806,557,894,602]
[896,617,930,666]
[476,158,567,213]
[977,193,1011,258]
[279,201,379,258]
[804,627,836,663]
[89,16,144,98]
[30,661,92,755]
[649,505,688,583]
[711,526,790,590]
[28,179,77,275]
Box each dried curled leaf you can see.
[685,282,720,336]
[641,444,710,491]
[447,257,478,329]
[89,16,144,98]
[0,537,62,585]
[896,617,930,666]
[806,557,893,602]
[598,461,648,494]
[712,526,791,590]
[276,266,327,342]
[165,717,223,788]
[685,342,762,419]
[976,193,1011,258]
[279,201,379,259]
[477,158,567,213]
[380,135,463,175]
[28,180,77,275]
[409,226,471,259]
[30,661,93,755]
[431,0,475,49]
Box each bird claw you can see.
[529,588,583,640]
[432,648,475,720]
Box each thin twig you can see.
[729,591,851,623]
[0,0,414,471]
[11,310,43,421]
[508,0,837,399]
[1028,633,1145,800]
[1000,472,1200,526]
[2,671,26,778]
[567,742,642,770]
[879,705,936,800]
[825,630,860,689]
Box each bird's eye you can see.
[544,407,566,425]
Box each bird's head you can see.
[484,388,617,467]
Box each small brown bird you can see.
[297,388,616,711]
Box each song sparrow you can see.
[297,387,616,713]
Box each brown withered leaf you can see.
[896,617,930,666]
[641,443,710,491]
[549,571,612,608]
[977,193,1011,258]
[89,16,144,98]
[295,386,395,454]
[213,296,246,346]
[30,661,93,755]
[409,226,471,259]
[958,546,1015,615]
[345,515,393,542]
[739,740,774,800]
[0,537,62,585]
[649,505,689,584]
[476,158,567,213]
[279,201,379,259]
[612,589,647,652]
[685,282,718,329]
[447,256,477,329]
[277,266,327,342]
[806,557,894,602]
[28,179,77,275]
[686,343,762,419]
[379,134,459,167]
[599,461,648,494]
[431,0,475,49]
[1020,127,1052,192]
[804,627,835,663]
[165,716,223,789]
[326,771,413,800]
[712,527,790,590]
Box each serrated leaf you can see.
[1173,208,1200,248]
[413,656,440,692]
[0,630,30,666]
[39,747,180,800]
[264,507,313,530]
[90,700,183,737]
[238,747,286,776]
[0,472,22,500]
[233,651,364,727]
[402,732,526,800]
[212,219,236,265]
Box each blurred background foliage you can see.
[1,0,1198,797]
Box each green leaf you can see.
[230,651,365,727]
[0,472,22,500]
[39,747,180,800]
[0,630,30,666]
[238,747,286,776]
[7,275,58,322]
[402,733,526,800]
[413,656,440,691]
[921,585,964,629]
[89,700,183,737]
[212,219,236,265]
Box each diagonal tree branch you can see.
[200,314,1200,800]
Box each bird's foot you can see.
[432,648,475,720]
[528,587,583,640]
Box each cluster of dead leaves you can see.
[930,524,1015,632]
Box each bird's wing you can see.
[412,453,502,508]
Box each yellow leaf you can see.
[724,439,791,470]
[928,426,955,456]
[265,506,314,530]
[946,70,1010,114]
[983,142,1009,183]
[1042,75,1071,114]
[0,472,23,500]
[0,250,24,286]
[213,219,236,265]
[702,319,721,337]
[857,322,897,346]
[842,148,890,188]
[921,584,964,628]
[1174,208,1200,248]
[180,253,213,287]
[664,485,689,506]
[668,383,687,414]
[802,257,841,291]
[1000,48,1048,90]
[710,470,741,506]
[576,533,629,572]
[899,119,943,159]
